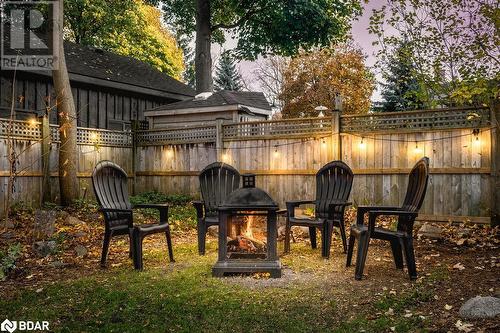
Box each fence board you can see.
[0,106,495,222]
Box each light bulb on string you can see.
[28,118,38,127]
[90,132,99,143]
[359,137,366,150]
[221,150,230,162]
[414,142,422,154]
[273,146,279,158]
[322,138,326,147]
[166,145,174,158]
[473,129,481,147]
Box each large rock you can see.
[417,223,443,240]
[33,241,57,257]
[459,296,500,319]
[74,245,88,257]
[207,226,218,237]
[65,216,86,226]
[33,210,57,240]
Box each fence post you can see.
[331,96,343,160]
[41,111,51,203]
[216,118,224,161]
[491,102,500,226]
[131,120,139,195]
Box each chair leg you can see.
[355,232,370,280]
[338,220,347,254]
[100,230,112,268]
[346,234,355,267]
[402,237,417,280]
[132,230,143,271]
[322,221,333,258]
[309,227,317,249]
[128,229,134,259]
[284,219,291,254]
[197,219,206,255]
[165,225,175,263]
[390,239,404,269]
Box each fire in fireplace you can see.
[213,174,281,278]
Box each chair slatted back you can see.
[92,161,131,222]
[401,157,430,212]
[315,161,354,219]
[199,162,240,216]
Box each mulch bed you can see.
[1,207,499,332]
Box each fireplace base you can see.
[212,260,282,278]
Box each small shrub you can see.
[0,243,22,281]
[130,191,193,206]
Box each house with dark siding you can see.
[0,41,195,130]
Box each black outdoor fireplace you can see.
[212,174,281,278]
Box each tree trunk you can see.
[195,0,213,93]
[51,0,79,206]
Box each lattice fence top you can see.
[0,106,492,145]
[50,126,132,147]
[223,117,333,140]
[135,125,217,146]
[0,118,41,140]
[341,107,491,133]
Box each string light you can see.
[273,146,279,158]
[166,146,174,158]
[359,137,366,150]
[414,142,422,154]
[473,129,481,147]
[90,132,99,143]
[322,138,326,147]
[221,150,230,162]
[28,118,38,127]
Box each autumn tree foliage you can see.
[370,0,499,108]
[279,45,374,117]
[160,0,362,93]
[64,0,184,79]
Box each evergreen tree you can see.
[214,52,243,91]
[380,41,424,112]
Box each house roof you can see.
[150,90,272,112]
[62,42,195,98]
[1,33,195,100]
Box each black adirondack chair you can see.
[92,161,174,270]
[193,162,240,255]
[285,160,353,258]
[346,157,430,280]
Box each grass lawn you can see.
[0,201,499,332]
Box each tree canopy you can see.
[160,0,362,92]
[279,44,374,117]
[214,52,243,91]
[380,40,425,112]
[64,0,184,79]
[370,0,499,108]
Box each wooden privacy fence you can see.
[1,106,498,224]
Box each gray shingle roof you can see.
[63,42,195,97]
[151,90,272,111]
[1,30,195,98]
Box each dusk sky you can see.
[222,0,386,102]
